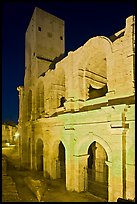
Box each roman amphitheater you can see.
[16,7,135,202]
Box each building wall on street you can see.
[2,124,18,144]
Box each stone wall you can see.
[17,7,135,202]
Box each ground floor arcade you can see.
[18,104,135,202]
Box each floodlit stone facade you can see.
[17,7,135,202]
[2,124,18,145]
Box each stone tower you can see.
[24,7,65,86]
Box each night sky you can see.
[2,1,135,124]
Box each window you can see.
[88,84,108,100]
[38,26,41,31]
[59,97,66,107]
[60,36,63,40]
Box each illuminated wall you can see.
[2,124,18,145]
[17,8,135,202]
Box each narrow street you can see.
[2,155,38,202]
[2,152,106,202]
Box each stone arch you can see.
[74,132,112,201]
[51,139,67,156]
[71,36,113,101]
[76,132,112,162]
[36,138,44,171]
[83,37,113,100]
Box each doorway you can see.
[58,141,66,180]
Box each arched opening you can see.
[36,139,43,172]
[58,141,66,180]
[59,96,66,108]
[88,84,108,100]
[81,38,111,100]
[87,141,108,200]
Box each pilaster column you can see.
[110,125,125,201]
[42,142,50,178]
[63,125,75,191]
[21,126,29,168]
[31,134,35,170]
[65,152,75,191]
[74,154,89,192]
[126,163,135,199]
[51,156,58,179]
[105,161,113,202]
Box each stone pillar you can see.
[126,163,135,200]
[18,127,23,166]
[34,140,38,171]
[74,154,89,192]
[50,156,58,179]
[65,151,75,191]
[70,71,84,111]
[43,151,51,178]
[31,135,35,170]
[111,126,123,201]
[125,122,135,200]
[27,136,31,170]
[73,71,84,100]
[18,122,28,168]
[105,161,113,202]
[63,125,75,191]
[49,142,59,179]
[17,86,24,166]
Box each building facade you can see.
[17,7,135,202]
[2,124,18,145]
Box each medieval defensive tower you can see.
[24,7,65,86]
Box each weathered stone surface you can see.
[24,176,47,201]
[2,124,18,145]
[17,7,135,203]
